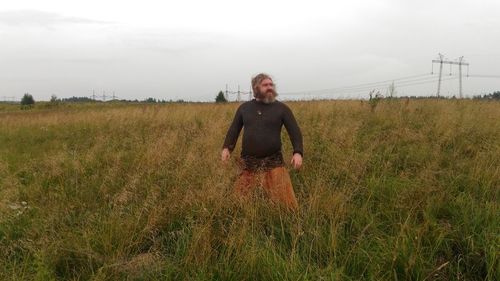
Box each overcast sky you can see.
[0,0,499,101]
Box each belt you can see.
[238,151,285,172]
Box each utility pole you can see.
[432,53,444,97]
[432,53,469,98]
[2,96,16,103]
[224,84,253,102]
[92,90,96,100]
[458,56,465,98]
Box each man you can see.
[221,73,303,210]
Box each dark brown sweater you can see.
[222,98,303,171]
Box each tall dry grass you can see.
[0,99,498,280]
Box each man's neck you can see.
[255,97,276,104]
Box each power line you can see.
[321,77,460,99]
[393,76,459,89]
[280,73,432,95]
[280,76,460,98]
[89,90,119,101]
[467,74,500,78]
[281,75,451,96]
[324,75,444,93]
[280,54,479,99]
[1,96,18,103]
[224,84,252,102]
[431,53,469,98]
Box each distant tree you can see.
[61,96,94,102]
[368,90,381,112]
[50,94,58,102]
[215,90,227,103]
[487,91,500,100]
[20,93,35,109]
[472,91,500,100]
[387,81,397,98]
[144,97,157,103]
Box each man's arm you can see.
[222,106,243,153]
[282,104,303,158]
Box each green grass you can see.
[0,99,498,280]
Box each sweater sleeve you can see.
[282,104,304,158]
[222,106,243,153]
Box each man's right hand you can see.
[221,148,230,163]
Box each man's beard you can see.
[255,89,278,104]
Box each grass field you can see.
[0,99,498,280]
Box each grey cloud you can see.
[120,29,229,54]
[59,58,125,64]
[0,9,112,27]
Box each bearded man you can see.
[221,73,303,210]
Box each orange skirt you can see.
[233,166,299,211]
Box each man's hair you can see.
[251,73,274,98]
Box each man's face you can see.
[256,78,277,103]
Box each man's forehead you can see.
[260,78,274,84]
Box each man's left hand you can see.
[291,153,303,170]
